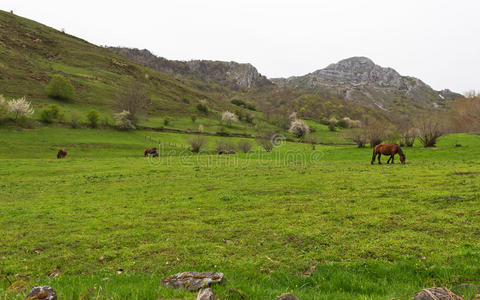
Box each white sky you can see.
[2,0,479,93]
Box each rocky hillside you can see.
[110,47,273,90]
[271,57,462,113]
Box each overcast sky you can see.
[2,0,479,93]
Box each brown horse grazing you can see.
[371,144,405,165]
[144,148,159,157]
[57,149,67,159]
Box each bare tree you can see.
[187,135,208,153]
[364,119,390,147]
[347,128,368,148]
[115,83,150,125]
[417,115,443,147]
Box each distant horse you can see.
[57,149,67,159]
[144,148,159,157]
[371,144,405,165]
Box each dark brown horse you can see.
[57,149,67,159]
[144,148,159,157]
[371,144,405,165]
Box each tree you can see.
[197,103,209,114]
[450,97,480,133]
[191,114,197,123]
[163,116,171,126]
[40,104,64,123]
[365,119,390,147]
[237,140,252,153]
[114,110,135,130]
[0,95,7,118]
[115,84,149,125]
[45,75,75,100]
[7,97,34,122]
[187,135,208,153]
[86,110,100,128]
[288,118,310,138]
[348,128,368,148]
[417,115,443,147]
[221,111,238,126]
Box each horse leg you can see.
[378,153,382,164]
[391,155,395,164]
[371,151,377,165]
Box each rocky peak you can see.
[312,56,403,87]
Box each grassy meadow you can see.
[1,126,480,299]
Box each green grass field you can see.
[1,126,480,299]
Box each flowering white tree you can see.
[221,111,238,126]
[288,118,310,138]
[114,110,135,130]
[7,97,34,121]
[0,95,7,117]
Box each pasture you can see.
[1,127,480,299]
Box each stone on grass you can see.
[25,286,57,300]
[196,288,216,300]
[162,272,224,291]
[277,293,299,300]
[413,287,462,300]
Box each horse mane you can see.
[397,146,405,157]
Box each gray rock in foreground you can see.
[25,286,57,300]
[162,272,224,291]
[277,293,299,300]
[413,287,462,300]
[196,288,216,300]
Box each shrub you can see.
[231,98,256,111]
[163,116,171,126]
[237,140,252,153]
[115,84,149,125]
[191,114,197,123]
[256,136,274,152]
[289,119,309,138]
[40,104,63,123]
[114,110,135,130]
[182,98,190,104]
[365,119,389,147]
[86,110,100,128]
[70,112,81,128]
[216,140,236,154]
[197,103,208,114]
[198,124,204,133]
[45,75,74,100]
[222,111,238,126]
[231,98,247,107]
[348,128,368,148]
[336,119,348,129]
[400,128,418,147]
[245,102,256,111]
[328,121,336,132]
[417,116,443,147]
[245,113,254,124]
[7,96,34,122]
[187,135,208,153]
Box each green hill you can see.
[0,10,244,124]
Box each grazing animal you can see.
[57,149,67,159]
[144,148,159,157]
[371,144,405,165]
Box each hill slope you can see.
[0,10,236,121]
